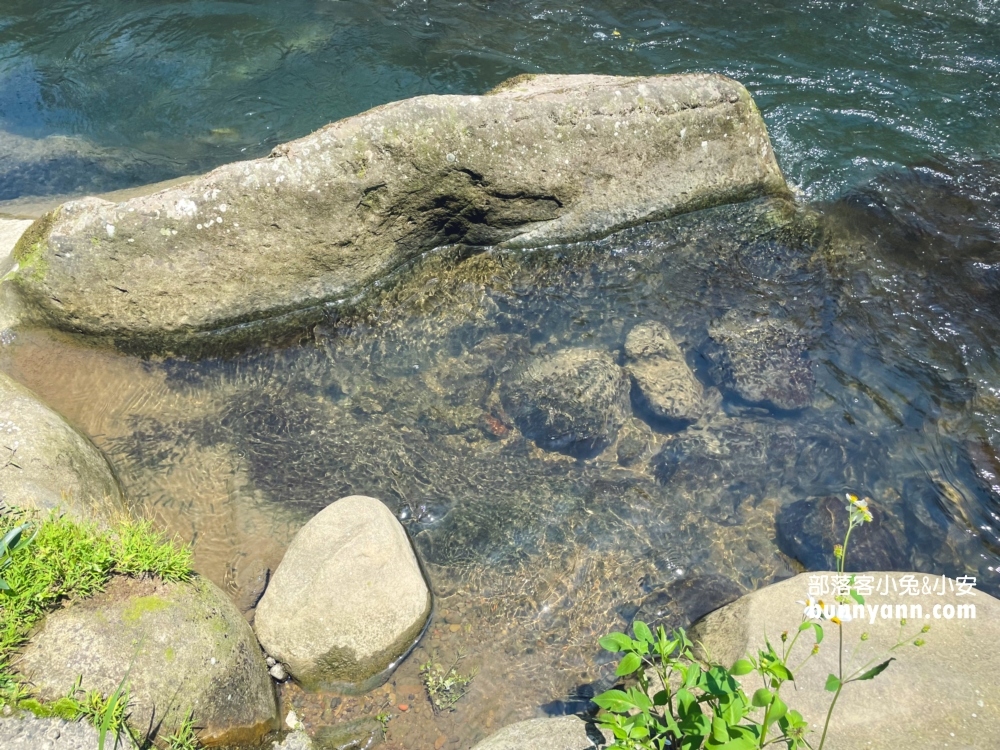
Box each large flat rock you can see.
[690,571,1000,749]
[470,717,609,750]
[6,74,787,353]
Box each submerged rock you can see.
[15,575,277,746]
[500,347,630,458]
[690,572,1000,750]
[470,717,610,750]
[775,495,909,571]
[0,371,126,524]
[254,495,431,693]
[708,312,814,410]
[6,74,787,353]
[634,574,744,633]
[624,321,705,425]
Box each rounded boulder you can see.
[15,575,277,746]
[500,347,630,458]
[253,495,431,693]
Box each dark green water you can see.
[1,0,998,200]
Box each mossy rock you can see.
[15,575,277,746]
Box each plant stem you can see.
[818,623,845,750]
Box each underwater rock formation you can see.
[0,371,126,524]
[624,321,705,425]
[5,73,787,353]
[500,347,630,458]
[708,311,814,411]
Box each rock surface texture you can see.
[624,321,705,424]
[0,371,126,523]
[708,312,814,410]
[6,74,787,352]
[254,495,431,693]
[470,717,610,750]
[500,347,631,458]
[690,572,1000,750]
[15,575,277,746]
[0,714,137,750]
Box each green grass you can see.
[0,508,193,724]
[164,711,200,750]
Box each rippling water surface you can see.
[2,2,1000,749]
[1,0,998,201]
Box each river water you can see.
[1,2,999,749]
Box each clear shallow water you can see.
[3,2,1000,747]
[1,0,999,201]
[3,167,1000,746]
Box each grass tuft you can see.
[0,509,193,711]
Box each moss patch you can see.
[123,594,171,624]
[0,509,193,709]
[11,209,57,265]
[487,73,538,95]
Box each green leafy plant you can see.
[0,522,37,593]
[420,655,477,712]
[164,710,201,750]
[594,494,929,750]
[87,677,132,750]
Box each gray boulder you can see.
[15,575,277,746]
[470,717,609,750]
[690,572,1000,750]
[254,495,431,693]
[500,347,630,458]
[708,312,814,410]
[0,714,137,750]
[624,322,704,424]
[0,371,126,524]
[6,74,787,353]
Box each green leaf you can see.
[855,658,895,681]
[593,689,636,714]
[716,738,758,750]
[730,658,754,676]
[616,652,642,677]
[768,694,787,725]
[751,688,772,707]
[711,716,728,744]
[767,662,794,682]
[825,674,841,692]
[599,633,634,653]
[676,688,695,711]
[653,689,668,706]
[633,620,654,644]
[628,686,652,711]
[811,622,824,644]
[850,589,865,606]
